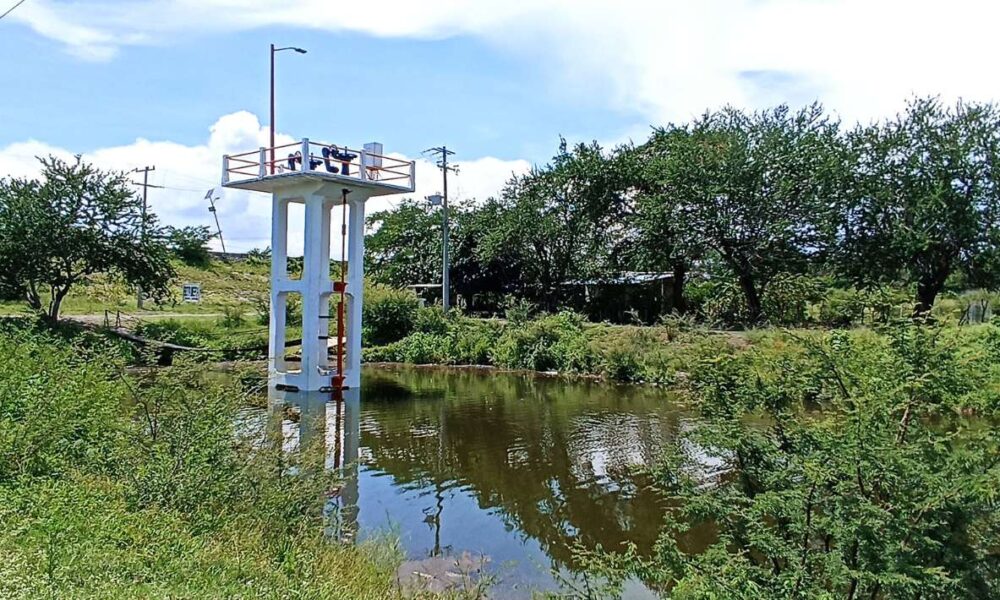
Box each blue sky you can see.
[2,0,999,251]
[0,16,642,162]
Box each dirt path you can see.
[66,312,224,326]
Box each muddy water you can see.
[262,366,704,598]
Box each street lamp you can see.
[270,44,307,174]
[426,194,449,311]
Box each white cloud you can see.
[9,1,1000,124]
[0,111,528,255]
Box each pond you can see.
[256,366,705,598]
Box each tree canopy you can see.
[838,97,1000,315]
[0,156,174,321]
[365,97,1000,325]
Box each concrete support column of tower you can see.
[301,192,335,390]
[344,194,366,389]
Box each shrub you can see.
[448,318,503,365]
[503,296,536,325]
[816,286,866,327]
[413,305,449,335]
[218,305,245,329]
[589,325,1000,597]
[362,285,419,345]
[135,319,211,348]
[0,330,407,599]
[491,311,597,372]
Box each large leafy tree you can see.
[480,139,630,308]
[0,156,174,321]
[644,104,846,323]
[449,198,527,308]
[364,198,443,288]
[624,140,702,314]
[166,225,215,267]
[839,97,1000,316]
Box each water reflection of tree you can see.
[359,368,687,569]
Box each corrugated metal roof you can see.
[562,272,674,286]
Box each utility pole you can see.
[424,146,457,311]
[131,165,155,310]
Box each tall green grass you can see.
[0,324,477,599]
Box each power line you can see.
[0,0,28,22]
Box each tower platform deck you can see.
[222,138,415,196]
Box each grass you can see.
[0,321,489,599]
[0,258,271,317]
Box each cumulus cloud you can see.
[0,111,529,255]
[9,0,1000,124]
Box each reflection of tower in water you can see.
[271,388,360,543]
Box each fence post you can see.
[359,149,367,182]
[222,155,230,184]
[409,160,416,191]
[259,147,266,178]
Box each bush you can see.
[816,286,866,327]
[135,319,212,348]
[491,311,597,372]
[218,305,245,329]
[413,305,449,335]
[448,318,503,365]
[0,330,407,599]
[362,285,419,346]
[589,325,1000,597]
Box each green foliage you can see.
[593,325,1000,597]
[135,319,213,348]
[0,156,175,321]
[640,104,846,323]
[839,97,1000,314]
[413,305,450,335]
[166,225,214,267]
[365,199,443,287]
[491,311,597,372]
[503,296,536,324]
[0,328,428,599]
[362,285,420,345]
[218,305,245,329]
[0,328,125,482]
[246,246,271,266]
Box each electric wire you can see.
[0,0,28,22]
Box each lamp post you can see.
[270,44,307,174]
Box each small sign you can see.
[182,283,202,303]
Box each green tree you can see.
[624,140,700,314]
[644,104,846,323]
[481,139,630,309]
[166,225,214,267]
[450,197,528,310]
[0,156,174,321]
[365,198,442,287]
[839,97,1000,316]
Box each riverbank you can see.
[362,309,1000,394]
[0,323,487,599]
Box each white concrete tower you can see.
[223,138,415,393]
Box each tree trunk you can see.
[913,277,944,320]
[25,281,41,311]
[738,272,763,324]
[47,286,69,323]
[671,262,687,314]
